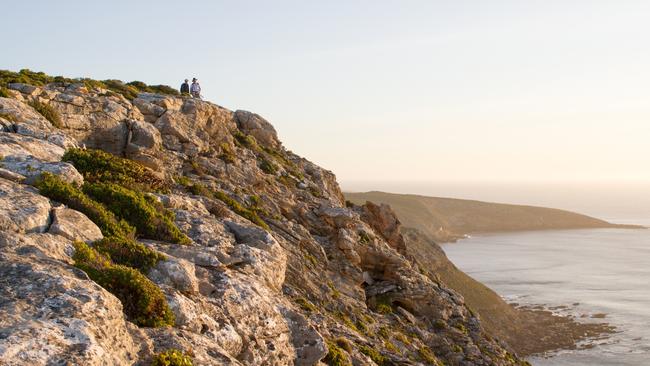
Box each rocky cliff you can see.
[0,70,529,366]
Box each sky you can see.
[4,0,650,186]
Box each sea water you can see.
[442,227,650,366]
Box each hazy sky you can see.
[4,0,650,184]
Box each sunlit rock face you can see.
[0,79,527,366]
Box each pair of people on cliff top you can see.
[180,78,201,99]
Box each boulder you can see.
[234,110,280,149]
[0,133,64,162]
[0,178,51,234]
[149,256,199,294]
[0,253,141,366]
[48,207,103,243]
[1,155,83,186]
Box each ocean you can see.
[442,228,650,366]
[341,181,650,364]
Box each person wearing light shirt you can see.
[190,78,201,99]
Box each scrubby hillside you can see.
[0,70,529,366]
[345,191,636,243]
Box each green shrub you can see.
[35,173,135,239]
[232,130,261,152]
[0,69,57,86]
[218,142,236,164]
[259,158,278,175]
[93,236,166,272]
[1,69,179,101]
[63,148,168,191]
[152,349,193,366]
[28,99,62,128]
[174,175,191,187]
[418,346,441,365]
[334,337,353,353]
[358,231,371,244]
[83,182,190,244]
[324,340,352,366]
[73,241,174,327]
[295,297,317,312]
[0,87,10,98]
[376,304,392,314]
[187,183,269,230]
[358,345,385,365]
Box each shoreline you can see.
[506,302,616,357]
[437,224,646,244]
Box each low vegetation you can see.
[218,142,236,164]
[0,69,179,100]
[0,86,10,98]
[28,99,62,128]
[35,173,135,239]
[186,182,269,230]
[358,345,386,365]
[259,158,278,175]
[72,242,174,327]
[295,297,317,313]
[93,236,166,273]
[83,182,190,244]
[324,340,352,366]
[151,349,193,366]
[62,148,168,191]
[418,346,442,365]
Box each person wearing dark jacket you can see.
[180,79,190,95]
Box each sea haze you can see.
[341,181,650,226]
[442,228,650,366]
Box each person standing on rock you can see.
[180,79,190,95]
[190,78,201,99]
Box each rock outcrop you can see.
[0,74,529,366]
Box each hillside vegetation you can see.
[346,191,637,242]
[0,70,533,365]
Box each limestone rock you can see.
[0,253,142,366]
[0,133,64,161]
[0,78,530,366]
[1,155,84,186]
[48,207,103,243]
[0,178,51,234]
[234,110,280,149]
[149,256,199,294]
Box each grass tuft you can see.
[152,349,193,366]
[28,99,62,128]
[324,340,352,366]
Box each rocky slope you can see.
[345,191,639,243]
[0,71,529,366]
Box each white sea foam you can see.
[442,227,650,366]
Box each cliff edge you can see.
[0,70,529,366]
